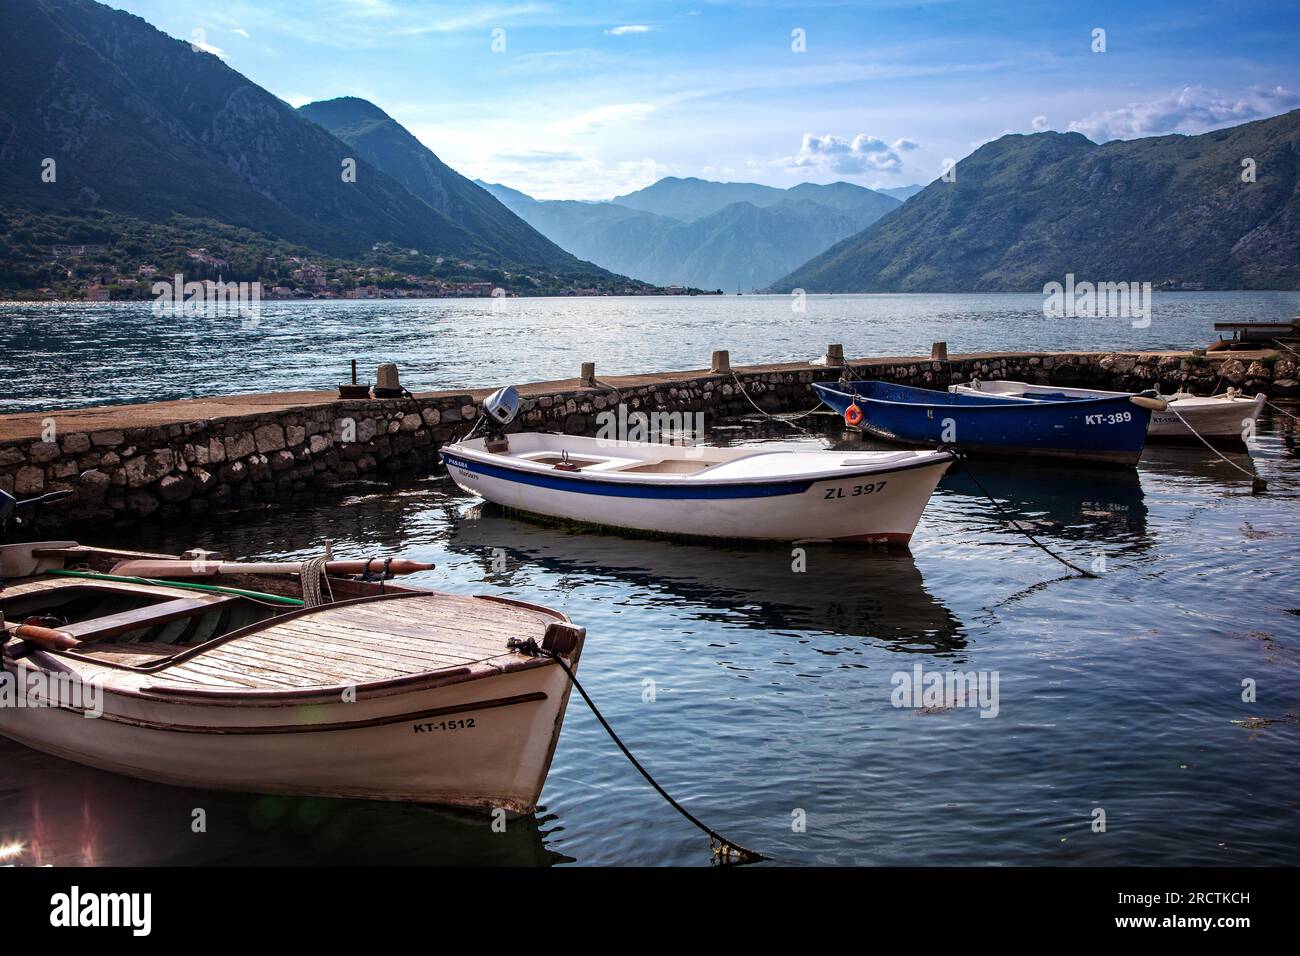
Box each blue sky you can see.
[110,0,1300,199]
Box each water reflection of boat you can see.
[449,506,965,651]
[1137,442,1263,486]
[0,735,569,866]
[938,458,1150,545]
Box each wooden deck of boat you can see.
[151,594,555,689]
[4,579,560,690]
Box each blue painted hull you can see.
[813,380,1152,466]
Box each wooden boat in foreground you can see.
[814,380,1163,467]
[0,523,585,814]
[441,431,955,545]
[948,379,1265,444]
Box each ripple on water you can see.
[3,333,1299,864]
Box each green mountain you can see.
[480,178,900,291]
[0,0,624,295]
[297,97,592,272]
[0,0,490,259]
[774,111,1300,292]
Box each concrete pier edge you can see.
[1,347,1293,530]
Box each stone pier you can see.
[0,348,1293,530]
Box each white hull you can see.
[0,657,574,813]
[950,381,1265,441]
[0,556,586,815]
[442,433,954,544]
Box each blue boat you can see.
[812,380,1160,466]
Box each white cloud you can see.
[1068,85,1300,142]
[232,27,251,39]
[473,151,669,200]
[1031,115,1048,131]
[605,25,654,35]
[784,132,917,175]
[192,40,227,59]
[549,102,655,133]
[395,4,546,36]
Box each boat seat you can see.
[60,596,238,644]
[612,459,715,475]
[73,641,183,667]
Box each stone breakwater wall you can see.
[2,349,1295,530]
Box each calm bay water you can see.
[1,294,1298,866]
[2,292,1299,412]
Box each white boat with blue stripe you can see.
[440,426,955,546]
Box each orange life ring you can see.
[844,403,864,427]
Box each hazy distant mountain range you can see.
[477,176,902,291]
[0,0,621,295]
[876,184,925,201]
[774,111,1300,292]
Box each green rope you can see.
[47,569,305,606]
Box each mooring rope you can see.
[1265,399,1300,424]
[955,458,1098,578]
[590,376,625,407]
[508,637,765,865]
[728,370,825,431]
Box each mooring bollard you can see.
[825,343,845,366]
[711,350,731,374]
[931,341,948,361]
[374,363,402,398]
[580,362,596,386]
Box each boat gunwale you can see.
[948,380,1266,408]
[442,441,957,488]
[814,381,1149,413]
[4,583,577,704]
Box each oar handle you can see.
[12,624,79,650]
[110,558,436,578]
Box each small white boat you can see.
[949,380,1265,443]
[0,499,585,814]
[440,391,954,545]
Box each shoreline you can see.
[0,346,1291,530]
[4,289,1300,306]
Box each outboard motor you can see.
[0,487,74,600]
[0,489,16,540]
[481,386,521,453]
[0,488,74,540]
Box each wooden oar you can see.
[108,558,435,579]
[8,623,79,651]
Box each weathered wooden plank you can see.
[203,642,405,684]
[241,628,478,670]
[226,636,416,680]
